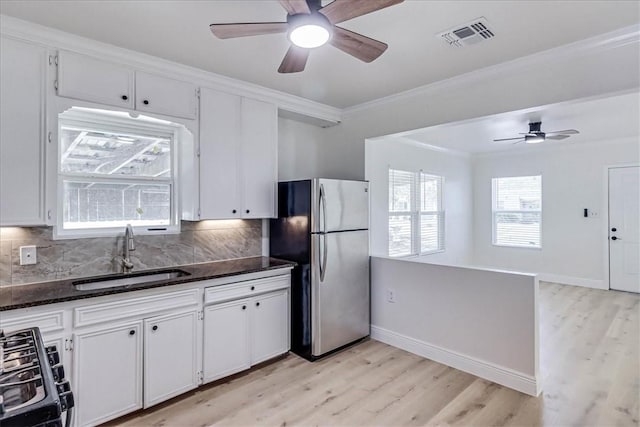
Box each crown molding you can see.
[343,24,640,115]
[0,14,342,126]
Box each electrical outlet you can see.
[386,289,396,303]
[19,245,37,265]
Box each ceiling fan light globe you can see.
[289,24,331,48]
[525,136,544,144]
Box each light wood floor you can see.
[107,283,639,426]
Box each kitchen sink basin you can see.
[73,269,191,291]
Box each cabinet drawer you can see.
[74,288,199,328]
[204,275,290,305]
[0,310,65,334]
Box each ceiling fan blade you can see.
[210,22,288,39]
[278,0,310,15]
[278,45,310,73]
[494,137,525,142]
[319,0,404,24]
[546,129,579,135]
[330,27,388,63]
[546,135,571,140]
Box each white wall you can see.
[277,117,328,181]
[365,137,473,265]
[371,256,540,396]
[472,138,639,288]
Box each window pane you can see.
[389,215,413,257]
[493,176,541,211]
[420,174,440,212]
[389,169,414,212]
[60,126,171,177]
[494,212,541,247]
[421,212,444,252]
[63,181,171,229]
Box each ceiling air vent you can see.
[437,17,495,48]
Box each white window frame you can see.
[491,175,542,249]
[54,109,181,239]
[388,168,445,257]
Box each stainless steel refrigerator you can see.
[270,179,370,360]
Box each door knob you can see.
[152,325,158,331]
[611,236,618,241]
[143,99,149,105]
[611,227,617,232]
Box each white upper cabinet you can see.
[199,88,241,219]
[0,36,47,226]
[56,52,197,119]
[241,98,278,219]
[135,71,197,119]
[57,50,134,109]
[198,88,278,220]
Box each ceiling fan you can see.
[209,0,404,73]
[493,122,580,144]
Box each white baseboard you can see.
[370,325,541,397]
[538,273,606,290]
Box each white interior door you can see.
[609,166,640,293]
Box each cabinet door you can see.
[251,290,289,365]
[135,71,197,119]
[203,299,250,383]
[73,322,143,426]
[57,50,134,108]
[199,87,241,219]
[240,98,278,219]
[0,37,47,226]
[144,310,198,408]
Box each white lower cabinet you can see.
[1,270,291,427]
[74,309,199,426]
[74,322,143,427]
[251,290,289,365]
[203,287,290,384]
[203,299,251,382]
[144,310,199,407]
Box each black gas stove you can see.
[0,327,74,427]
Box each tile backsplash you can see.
[0,220,263,286]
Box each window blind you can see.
[492,175,542,247]
[388,169,445,257]
[420,173,444,253]
[389,169,415,257]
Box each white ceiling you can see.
[1,0,638,108]
[397,91,640,154]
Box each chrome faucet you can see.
[119,224,135,273]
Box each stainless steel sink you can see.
[73,269,190,291]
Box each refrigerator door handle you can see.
[320,183,327,234]
[321,234,328,282]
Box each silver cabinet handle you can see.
[320,184,327,234]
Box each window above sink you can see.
[55,107,187,239]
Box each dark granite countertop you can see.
[0,257,295,312]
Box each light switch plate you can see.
[19,245,37,265]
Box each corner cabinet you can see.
[198,87,278,220]
[0,36,48,226]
